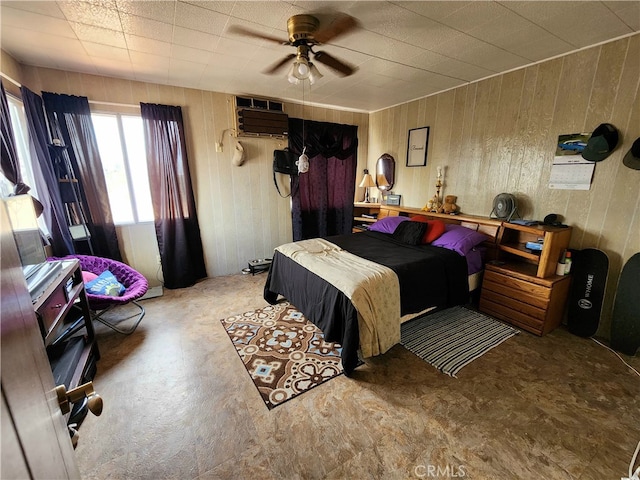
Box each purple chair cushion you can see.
[49,255,148,311]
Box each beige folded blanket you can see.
[276,238,400,358]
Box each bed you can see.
[264,208,502,374]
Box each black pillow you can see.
[392,221,428,245]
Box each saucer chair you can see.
[52,254,149,334]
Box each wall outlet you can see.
[156,255,161,265]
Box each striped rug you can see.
[401,306,519,377]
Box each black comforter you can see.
[264,231,469,374]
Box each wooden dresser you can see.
[479,222,572,335]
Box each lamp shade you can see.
[376,173,390,187]
[359,173,375,188]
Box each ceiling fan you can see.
[229,14,359,82]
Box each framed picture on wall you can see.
[406,126,429,167]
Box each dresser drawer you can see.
[483,270,551,304]
[479,297,544,334]
[480,289,547,321]
[37,284,68,337]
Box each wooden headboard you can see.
[378,205,503,254]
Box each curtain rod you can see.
[0,72,139,108]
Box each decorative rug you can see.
[221,302,345,409]
[401,306,519,377]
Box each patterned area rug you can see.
[221,302,345,409]
[401,306,519,377]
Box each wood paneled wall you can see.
[368,34,640,338]
[9,60,368,283]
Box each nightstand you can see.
[479,222,573,335]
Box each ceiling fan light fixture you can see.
[308,62,323,84]
[292,58,310,80]
[287,64,301,84]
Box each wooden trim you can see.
[378,205,502,242]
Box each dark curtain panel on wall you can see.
[42,92,121,261]
[20,87,74,256]
[288,118,358,241]
[1,81,45,214]
[140,102,206,289]
[0,81,26,193]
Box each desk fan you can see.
[490,193,518,221]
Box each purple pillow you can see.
[431,224,489,256]
[368,216,409,234]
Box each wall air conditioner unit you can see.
[235,96,288,138]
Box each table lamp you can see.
[359,169,376,203]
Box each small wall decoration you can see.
[550,132,594,190]
[406,126,429,167]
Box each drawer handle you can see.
[52,303,63,309]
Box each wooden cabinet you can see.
[353,202,380,232]
[479,222,573,335]
[28,259,99,422]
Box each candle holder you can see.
[430,167,444,212]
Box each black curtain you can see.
[288,118,358,241]
[42,92,121,261]
[20,87,74,256]
[140,102,206,289]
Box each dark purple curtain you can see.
[20,87,74,256]
[42,92,121,261]
[288,118,358,241]
[140,102,206,289]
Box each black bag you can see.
[273,149,298,197]
[273,149,297,175]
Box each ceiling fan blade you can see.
[264,54,296,75]
[227,25,288,45]
[313,14,359,44]
[313,51,356,76]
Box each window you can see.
[91,113,153,225]
[2,94,50,236]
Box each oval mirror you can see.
[376,153,395,191]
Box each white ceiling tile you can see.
[1,6,77,38]
[57,1,121,31]
[119,13,174,42]
[1,1,65,18]
[607,1,640,31]
[229,1,299,30]
[170,44,213,64]
[116,0,176,23]
[169,58,206,78]
[207,52,249,71]
[393,1,472,21]
[437,2,514,33]
[503,1,632,47]
[54,57,98,74]
[125,34,172,57]
[173,26,220,52]
[130,51,172,70]
[70,22,127,48]
[93,58,134,78]
[174,1,228,35]
[426,58,495,82]
[215,37,265,59]
[83,42,131,62]
[182,1,235,16]
[344,2,427,43]
[0,0,638,112]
